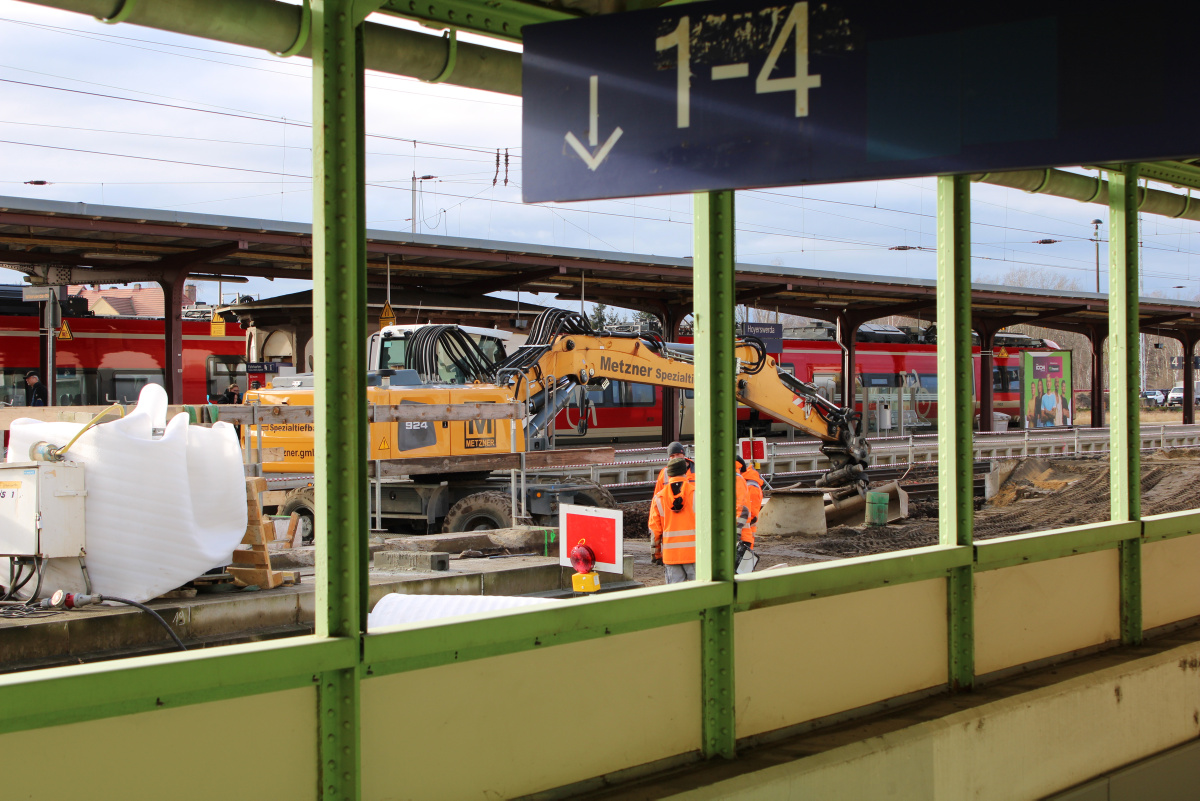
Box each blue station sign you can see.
[522,1,1200,202]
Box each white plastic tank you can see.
[5,384,247,601]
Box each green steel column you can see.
[1109,165,1142,646]
[693,190,736,759]
[937,175,975,690]
[312,1,367,798]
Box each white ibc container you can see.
[5,384,247,602]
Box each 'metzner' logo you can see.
[599,355,694,385]
[465,418,497,449]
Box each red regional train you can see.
[553,323,1061,443]
[0,315,248,408]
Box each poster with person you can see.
[1022,351,1073,428]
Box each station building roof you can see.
[1,195,1198,341]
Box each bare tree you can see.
[983,267,1094,392]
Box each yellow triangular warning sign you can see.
[996,347,1009,358]
[379,300,396,330]
[378,437,389,451]
[56,319,73,341]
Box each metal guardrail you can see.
[538,423,1200,487]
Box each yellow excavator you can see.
[245,309,870,534]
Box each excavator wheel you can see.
[563,480,619,510]
[279,487,316,545]
[441,491,515,533]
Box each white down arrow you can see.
[565,76,623,171]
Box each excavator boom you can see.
[504,315,870,489]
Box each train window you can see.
[0,369,35,407]
[108,371,164,404]
[586,380,616,406]
[627,382,657,406]
[861,373,902,388]
[54,368,100,406]
[918,374,938,392]
[992,366,1023,392]
[813,371,840,404]
[206,356,247,399]
[1,369,103,407]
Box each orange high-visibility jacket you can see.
[649,476,697,565]
[654,459,695,497]
[735,469,751,541]
[740,464,764,547]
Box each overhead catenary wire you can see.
[0,79,521,156]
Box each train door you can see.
[680,388,694,438]
[811,368,841,404]
[860,372,903,434]
[206,356,247,402]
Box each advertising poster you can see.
[1022,351,1073,428]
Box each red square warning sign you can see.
[559,504,623,573]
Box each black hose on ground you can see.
[102,596,187,651]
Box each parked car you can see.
[1141,389,1165,407]
[1165,385,1200,407]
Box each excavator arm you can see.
[501,313,871,490]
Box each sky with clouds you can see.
[3,0,1200,311]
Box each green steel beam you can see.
[937,175,975,691]
[313,3,366,798]
[379,0,576,42]
[973,522,1140,572]
[972,167,1200,224]
[1122,161,1200,193]
[1142,511,1200,543]
[0,636,355,736]
[15,0,522,95]
[694,190,736,760]
[1109,165,1143,647]
[734,545,972,611]
[362,581,732,676]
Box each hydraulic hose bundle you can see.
[404,325,501,383]
[523,308,594,345]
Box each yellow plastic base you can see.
[572,571,601,593]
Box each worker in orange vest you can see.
[654,441,694,497]
[737,456,765,548]
[734,462,751,539]
[649,456,697,583]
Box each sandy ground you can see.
[626,448,1200,585]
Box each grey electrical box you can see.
[0,462,86,558]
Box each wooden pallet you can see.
[228,477,296,589]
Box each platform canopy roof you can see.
[1,195,1198,340]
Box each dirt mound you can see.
[989,457,1081,508]
[804,522,938,556]
[621,501,651,538]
